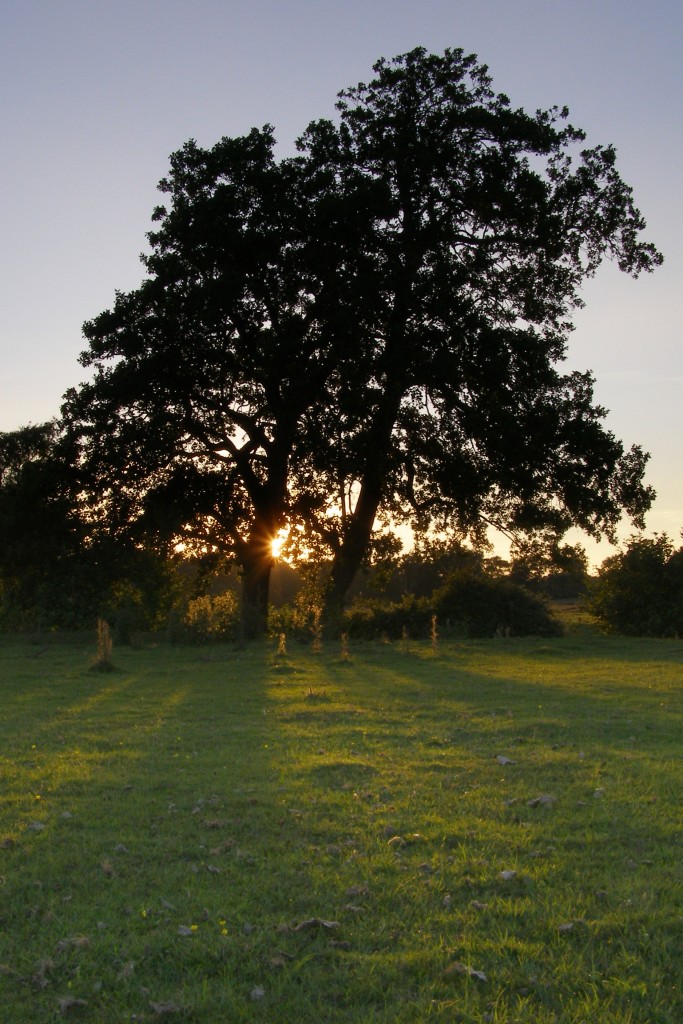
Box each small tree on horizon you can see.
[588,533,683,636]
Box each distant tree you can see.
[63,47,661,635]
[588,533,683,635]
[0,423,171,631]
[0,423,95,628]
[367,535,487,601]
[0,422,56,489]
[509,539,589,598]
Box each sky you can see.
[1,0,681,564]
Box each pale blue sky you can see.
[1,0,681,561]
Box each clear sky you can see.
[1,0,681,563]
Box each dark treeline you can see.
[2,437,681,642]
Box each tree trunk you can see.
[323,482,382,625]
[322,379,406,625]
[239,517,275,639]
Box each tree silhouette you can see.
[63,128,368,635]
[63,48,661,634]
[0,423,173,630]
[294,49,661,616]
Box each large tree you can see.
[63,47,661,633]
[63,127,368,635]
[290,48,661,615]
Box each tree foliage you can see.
[433,571,562,639]
[0,423,96,629]
[62,47,662,634]
[588,534,683,636]
[294,49,660,611]
[509,539,589,598]
[0,423,173,631]
[63,127,370,634]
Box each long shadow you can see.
[1,637,681,1021]
[326,641,683,749]
[0,640,281,1019]
[266,644,682,1017]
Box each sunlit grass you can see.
[0,634,681,1022]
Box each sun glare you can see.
[271,529,289,560]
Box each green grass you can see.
[0,633,681,1022]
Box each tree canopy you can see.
[63,126,364,633]
[62,47,662,634]
[0,422,174,631]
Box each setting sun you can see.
[271,529,289,560]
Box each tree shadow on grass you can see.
[1,638,681,1022]
[0,642,294,1022]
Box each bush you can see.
[342,594,432,640]
[334,571,561,642]
[587,534,683,636]
[268,594,320,640]
[168,591,240,643]
[432,571,562,638]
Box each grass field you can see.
[0,633,681,1022]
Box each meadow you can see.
[0,632,681,1022]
